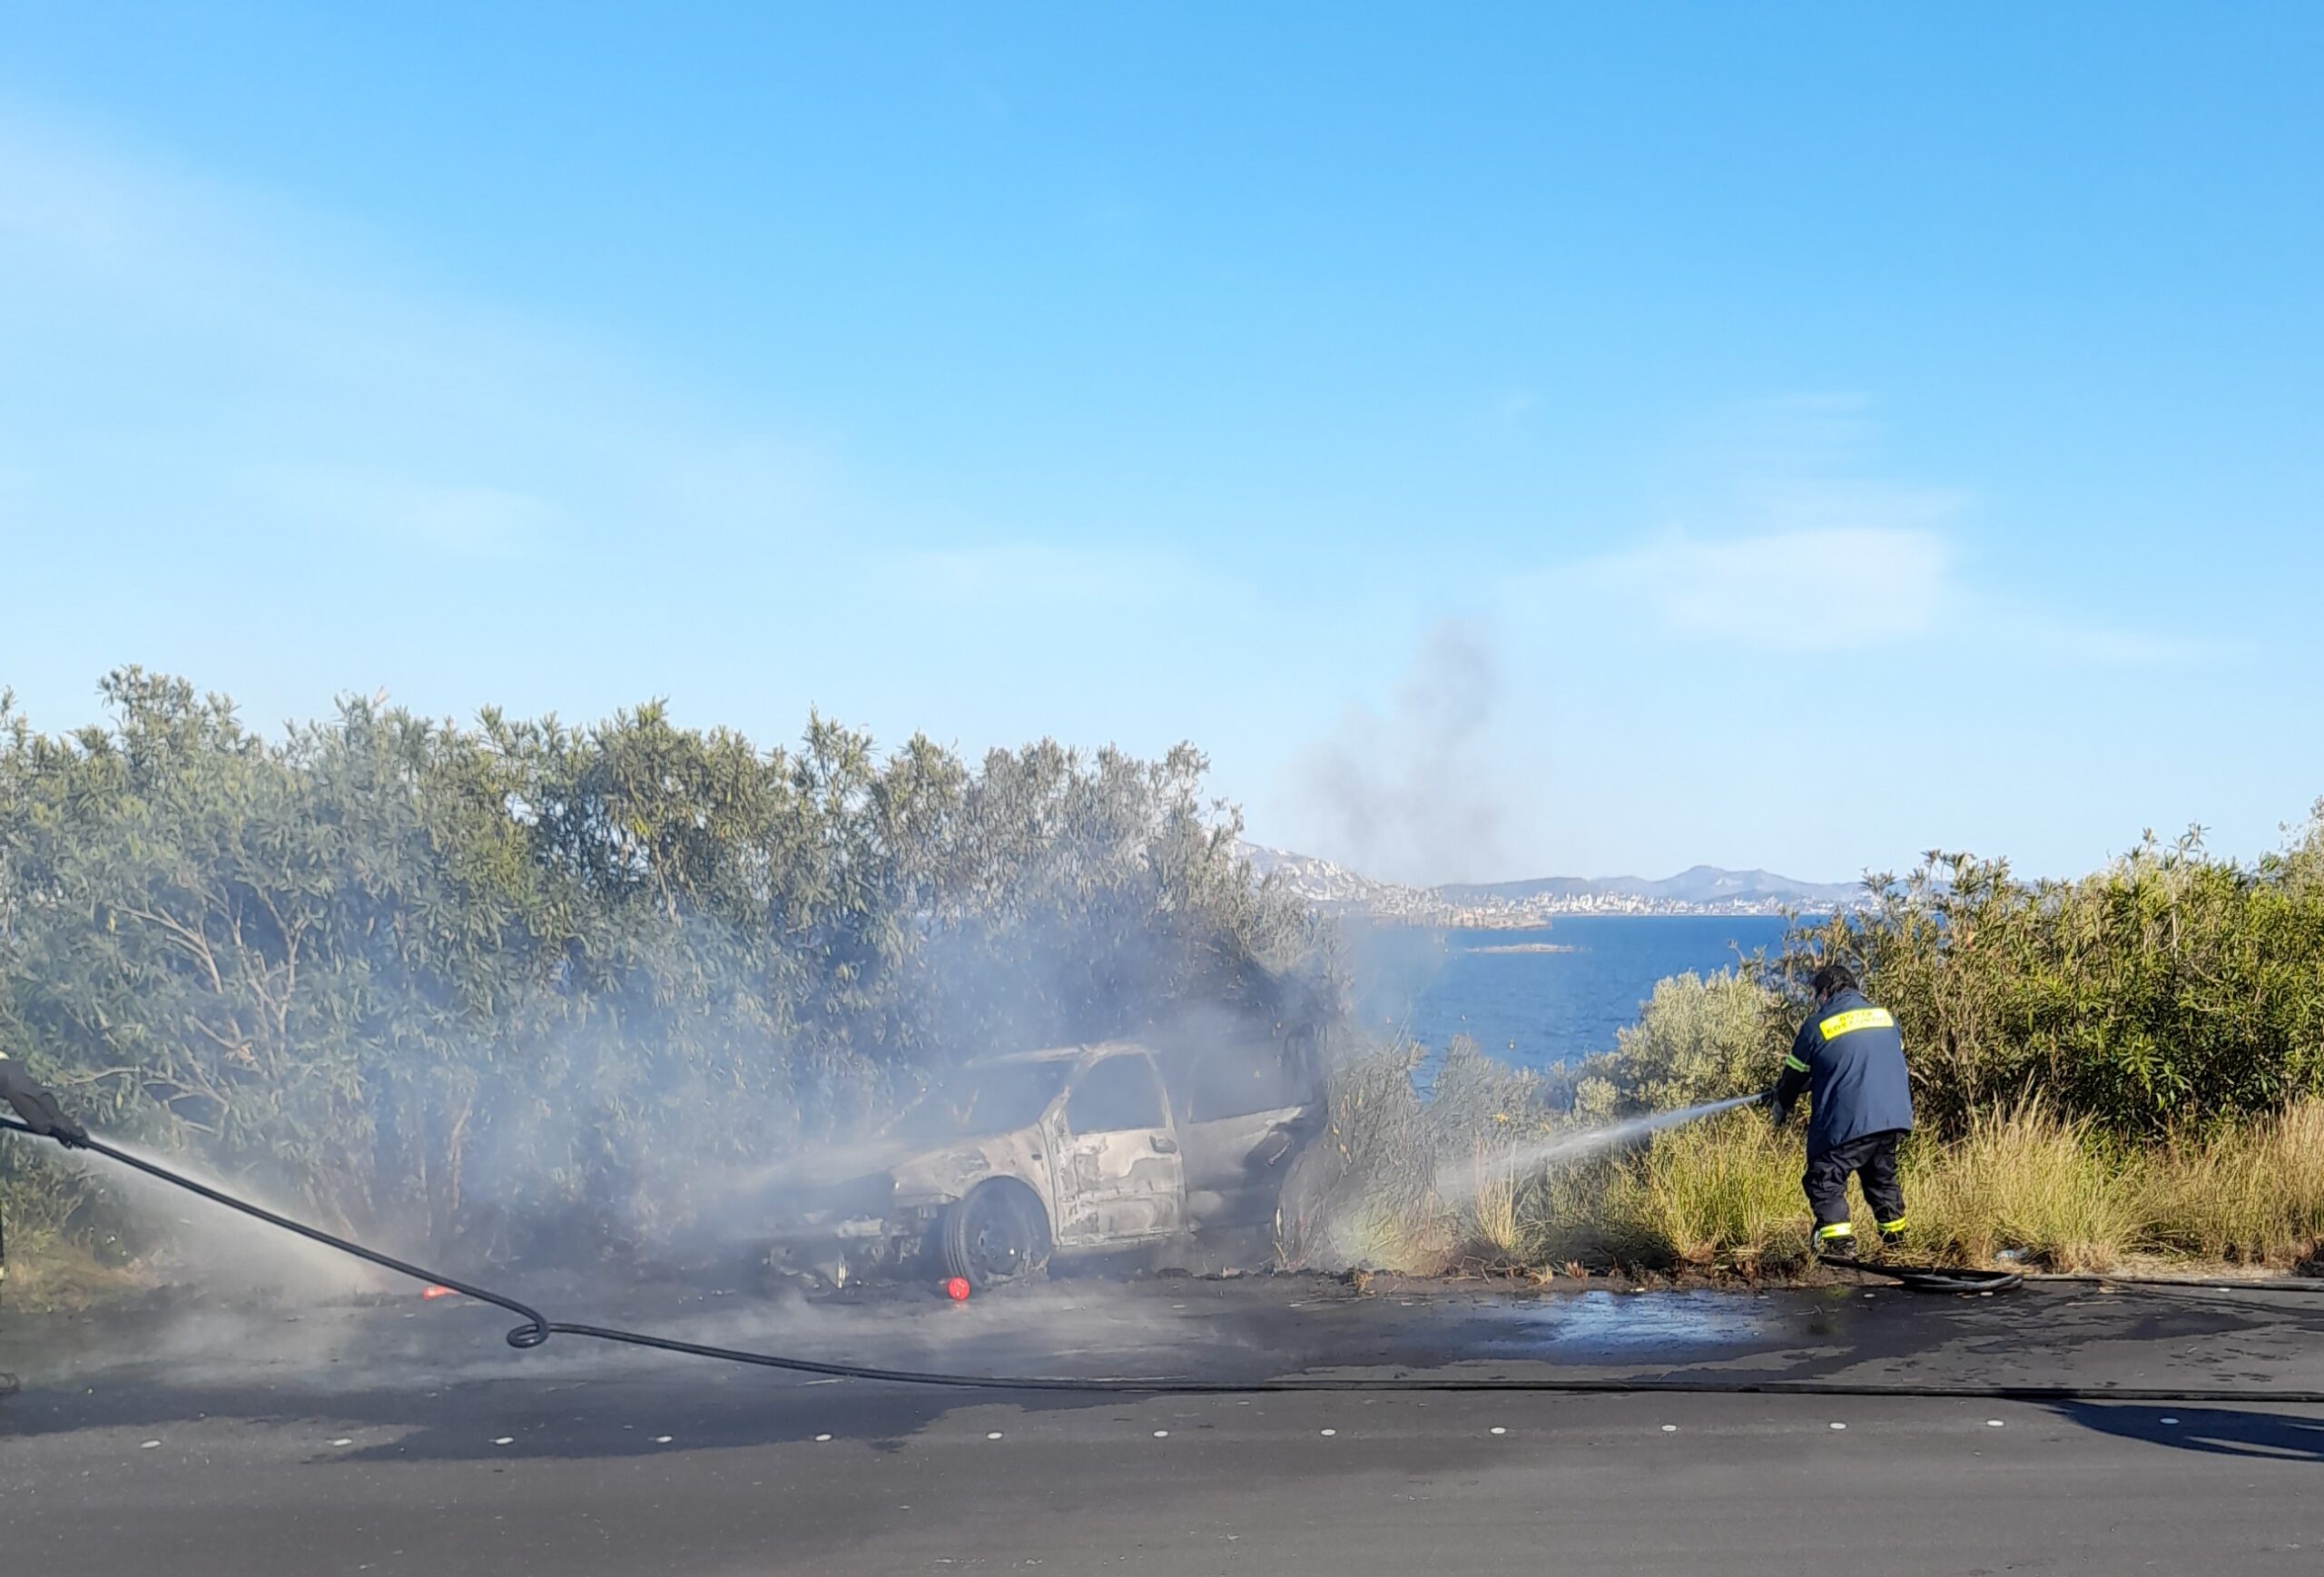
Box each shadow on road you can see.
[2054,1402,2324,1463]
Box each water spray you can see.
[1436,1094,1761,1205]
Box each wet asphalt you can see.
[5,1272,2324,1575]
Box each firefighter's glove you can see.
[7,1088,88,1148]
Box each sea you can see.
[1347,914,1802,1075]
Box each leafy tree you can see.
[0,673,1334,1257]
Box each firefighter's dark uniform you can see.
[1,1049,88,1282]
[0,1052,84,1145]
[1770,987,1913,1252]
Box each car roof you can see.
[967,1040,1154,1068]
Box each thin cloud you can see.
[1518,393,2224,669]
[1573,521,1955,651]
[1550,520,2225,668]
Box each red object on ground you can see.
[421,1286,459,1301]
[943,1276,971,1302]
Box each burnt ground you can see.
[6,1270,2324,1574]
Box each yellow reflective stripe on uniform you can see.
[1818,1007,1896,1040]
[1878,1217,1908,1232]
[1816,1224,1855,1239]
[1783,1053,1812,1073]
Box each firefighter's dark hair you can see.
[1811,962,1858,999]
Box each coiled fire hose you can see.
[10,1116,2324,1404]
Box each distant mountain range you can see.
[1438,866,1866,908]
[1236,842,1865,925]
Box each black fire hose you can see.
[1816,1252,2024,1295]
[11,1117,2324,1404]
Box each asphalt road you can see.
[6,1273,2324,1575]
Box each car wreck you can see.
[763,1039,1324,1288]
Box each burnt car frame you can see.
[764,1039,1322,1288]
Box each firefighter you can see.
[1766,962,1912,1258]
[1,1049,89,1286]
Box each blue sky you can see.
[4,5,2319,885]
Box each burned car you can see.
[763,1039,1322,1288]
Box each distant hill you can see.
[1437,864,1865,910]
[1237,842,1865,924]
[1233,842,1401,903]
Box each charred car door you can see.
[1176,1051,1323,1228]
[1049,1051,1186,1247]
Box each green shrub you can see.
[0,672,1337,1254]
[1278,1038,1557,1272]
[1780,816,2324,1137]
[1573,969,1787,1116]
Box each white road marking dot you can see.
[2160,1416,2181,1425]
[987,1432,1005,1440]
[140,1440,161,1449]
[1489,1427,1507,1435]
[1986,1420,2005,1428]
[1153,1430,1170,1438]
[1661,1424,1678,1433]
[654,1436,674,1444]
[492,1437,513,1446]
[814,1434,832,1443]
[1829,1423,1847,1431]
[1319,1428,1337,1436]
[330,1438,354,1447]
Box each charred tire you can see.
[940,1181,1051,1290]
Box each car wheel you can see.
[940,1181,1051,1289]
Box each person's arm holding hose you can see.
[0,1049,89,1147]
[1764,1019,1815,1125]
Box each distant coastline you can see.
[1351,905,1827,930]
[1238,839,1863,927]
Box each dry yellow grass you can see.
[0,1233,150,1313]
[1297,1046,2324,1279]
[1599,1109,1810,1271]
[1901,1099,2140,1271]
[1326,1197,1460,1275]
[1458,1145,1533,1267]
[1503,1099,2324,1276]
[2137,1097,2324,1265]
